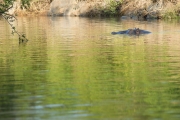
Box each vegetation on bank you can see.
[120,0,180,19]
[88,0,123,17]
[1,0,180,19]
[83,0,180,19]
[84,0,180,19]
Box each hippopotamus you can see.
[111,28,151,35]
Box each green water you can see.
[0,17,180,120]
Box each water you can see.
[0,16,180,120]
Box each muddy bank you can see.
[11,0,180,19]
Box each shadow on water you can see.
[0,16,180,120]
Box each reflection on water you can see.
[0,16,180,120]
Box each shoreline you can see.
[9,0,180,20]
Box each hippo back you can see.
[139,30,151,34]
[111,29,151,35]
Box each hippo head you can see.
[134,28,140,35]
[128,28,140,35]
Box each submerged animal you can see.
[111,28,151,35]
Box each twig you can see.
[2,13,28,43]
[0,1,28,43]
[2,14,19,34]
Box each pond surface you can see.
[0,16,180,120]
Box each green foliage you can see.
[21,0,30,9]
[101,0,122,16]
[163,11,179,19]
[0,0,15,14]
[0,0,31,13]
[3,0,15,5]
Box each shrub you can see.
[100,0,122,16]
